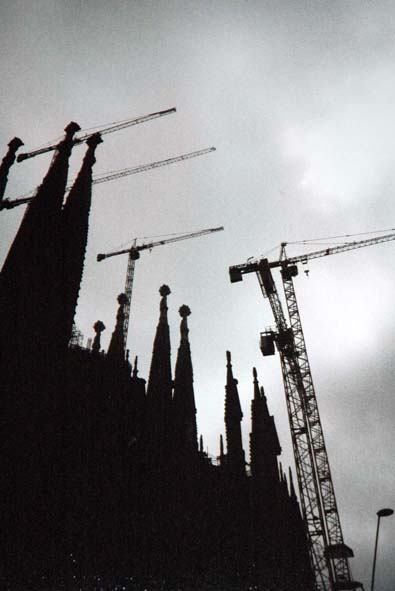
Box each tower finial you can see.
[64,121,81,135]
[159,284,171,297]
[92,320,105,352]
[159,284,171,320]
[179,304,191,318]
[107,293,127,360]
[117,293,128,307]
[179,305,191,341]
[86,132,103,149]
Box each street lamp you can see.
[371,507,394,591]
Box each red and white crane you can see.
[98,225,224,349]
[229,230,395,591]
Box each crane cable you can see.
[287,226,395,245]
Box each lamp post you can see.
[371,507,394,591]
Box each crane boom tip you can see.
[160,107,177,115]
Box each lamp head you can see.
[377,508,394,518]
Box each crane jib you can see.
[2,146,217,210]
[229,231,395,276]
[16,107,177,162]
[98,226,224,261]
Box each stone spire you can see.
[0,137,24,204]
[60,133,103,348]
[250,368,281,486]
[92,320,105,353]
[107,293,128,362]
[0,122,80,355]
[145,285,173,457]
[172,305,198,455]
[146,285,172,402]
[224,351,245,476]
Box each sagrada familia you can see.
[0,124,314,590]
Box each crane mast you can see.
[229,231,395,591]
[1,147,216,211]
[123,239,137,350]
[255,260,336,590]
[98,226,224,349]
[279,261,353,589]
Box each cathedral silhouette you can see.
[0,125,314,590]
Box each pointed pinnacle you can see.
[199,434,204,453]
[289,467,297,499]
[253,367,260,400]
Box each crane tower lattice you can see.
[229,231,395,591]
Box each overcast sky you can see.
[1,1,394,588]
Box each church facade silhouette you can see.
[0,125,313,590]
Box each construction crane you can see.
[98,225,224,349]
[0,147,216,210]
[229,230,395,591]
[16,107,176,162]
